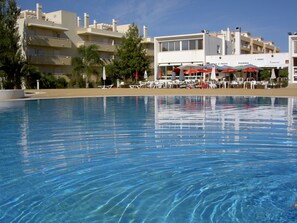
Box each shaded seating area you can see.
[144,64,287,89]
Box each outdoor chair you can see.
[102,84,113,89]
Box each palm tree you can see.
[0,50,27,89]
[71,44,102,88]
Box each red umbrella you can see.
[202,68,212,73]
[184,70,190,75]
[203,68,218,73]
[135,70,139,80]
[242,67,258,72]
[159,69,162,79]
[221,67,237,73]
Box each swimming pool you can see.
[0,96,297,222]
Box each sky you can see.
[17,0,297,52]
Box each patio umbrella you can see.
[144,70,148,80]
[171,71,176,80]
[210,65,216,80]
[221,67,237,73]
[158,69,162,79]
[179,69,185,81]
[270,68,276,79]
[242,67,258,72]
[241,65,259,80]
[221,67,237,81]
[202,64,220,74]
[102,66,106,87]
[135,70,139,81]
[241,64,259,73]
[178,64,202,70]
[184,70,197,75]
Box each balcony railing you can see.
[252,48,264,54]
[28,55,72,65]
[28,35,71,48]
[77,27,123,38]
[76,41,117,52]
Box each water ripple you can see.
[1,96,297,222]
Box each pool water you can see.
[0,96,297,223]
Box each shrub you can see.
[39,74,67,89]
[56,77,67,88]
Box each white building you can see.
[154,28,289,81]
[154,31,233,79]
[288,33,297,83]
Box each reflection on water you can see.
[0,96,297,222]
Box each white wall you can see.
[154,32,289,81]
[157,50,205,66]
[206,53,289,68]
[205,35,223,56]
[234,29,241,55]
[288,35,297,83]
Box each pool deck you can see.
[22,84,297,99]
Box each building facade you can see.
[154,27,287,81]
[154,32,233,79]
[17,3,154,76]
[18,4,292,83]
[288,33,297,83]
[212,27,280,55]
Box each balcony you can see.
[240,36,250,43]
[28,55,72,65]
[142,37,154,43]
[26,18,68,31]
[77,41,116,52]
[252,48,263,54]
[241,44,251,51]
[145,49,154,57]
[252,39,264,47]
[28,36,72,48]
[77,27,123,38]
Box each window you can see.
[160,39,202,51]
[182,40,189,50]
[294,57,297,66]
[217,45,221,54]
[198,39,203,49]
[174,41,180,51]
[189,40,197,50]
[169,41,174,51]
[160,42,168,51]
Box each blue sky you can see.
[17,0,297,52]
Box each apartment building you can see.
[154,27,287,81]
[17,3,154,76]
[212,27,280,55]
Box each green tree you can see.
[278,67,288,78]
[111,24,150,82]
[23,65,41,89]
[259,69,270,81]
[71,44,102,88]
[0,0,24,89]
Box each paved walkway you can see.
[23,84,297,99]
